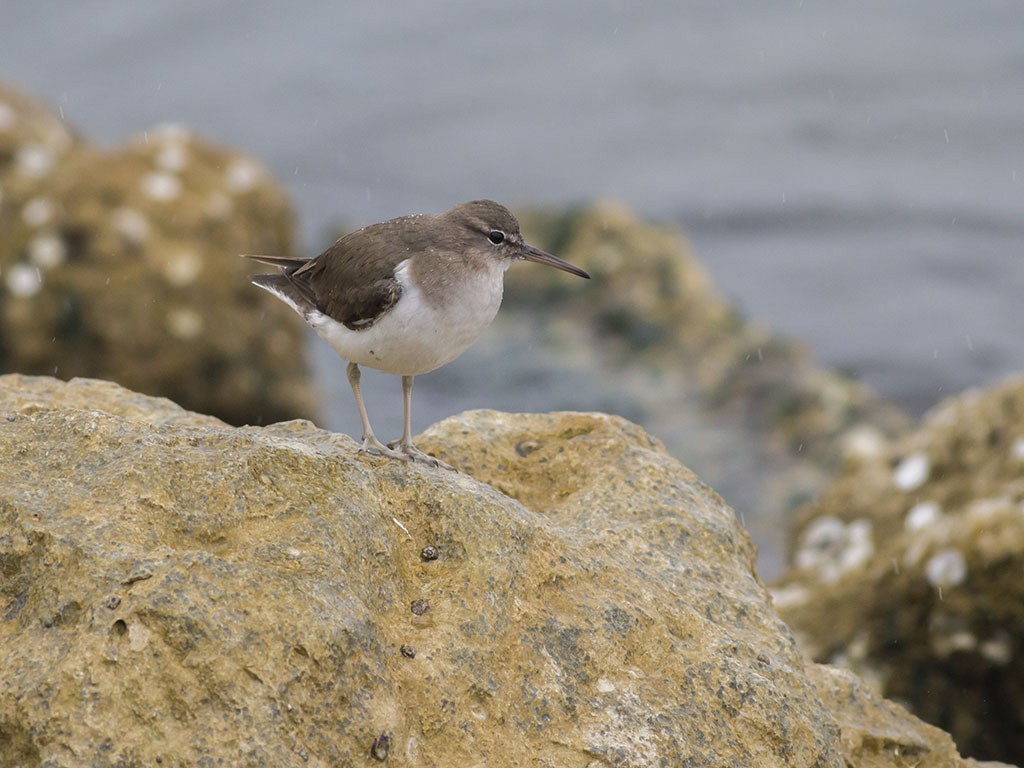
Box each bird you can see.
[245,199,590,469]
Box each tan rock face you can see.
[0,375,970,767]
[773,376,1024,764]
[0,81,316,426]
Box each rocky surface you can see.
[772,375,1024,764]
[0,80,317,426]
[0,374,974,767]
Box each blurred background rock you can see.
[0,82,318,426]
[773,376,1024,760]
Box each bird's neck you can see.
[410,251,509,312]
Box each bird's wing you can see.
[293,219,422,330]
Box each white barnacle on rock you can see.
[6,264,43,298]
[840,519,874,573]
[21,197,54,227]
[166,307,204,339]
[142,171,182,202]
[28,233,67,269]
[154,142,188,172]
[893,452,930,491]
[841,425,887,462]
[162,250,203,287]
[16,144,55,178]
[112,207,151,244]
[845,630,872,662]
[796,517,845,561]
[768,584,809,609]
[224,158,263,193]
[1011,437,1024,461]
[979,632,1012,666]
[904,501,941,531]
[795,516,874,584]
[929,612,976,658]
[932,628,977,658]
[924,548,967,589]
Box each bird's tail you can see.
[245,253,318,316]
[249,273,316,318]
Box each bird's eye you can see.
[488,229,505,245]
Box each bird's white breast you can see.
[306,258,508,376]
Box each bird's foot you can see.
[387,440,457,471]
[358,435,412,463]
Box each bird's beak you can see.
[521,244,591,279]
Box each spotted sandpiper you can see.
[246,200,590,469]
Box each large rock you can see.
[0,374,973,767]
[773,375,1024,764]
[0,80,316,426]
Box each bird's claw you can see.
[387,440,457,471]
[358,436,412,462]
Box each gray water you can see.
[3,1,1022,452]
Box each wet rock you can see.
[772,375,1024,763]
[0,374,975,767]
[0,80,316,426]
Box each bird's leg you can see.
[389,375,416,453]
[347,362,409,461]
[388,375,456,471]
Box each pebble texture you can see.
[773,375,1024,764]
[0,375,973,767]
